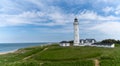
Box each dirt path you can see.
[23,47,48,60]
[94,59,100,66]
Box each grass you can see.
[42,60,94,66]
[32,46,102,61]
[0,44,120,66]
[3,61,40,66]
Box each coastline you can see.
[0,50,17,55]
[0,42,55,55]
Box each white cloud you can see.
[114,5,120,15]
[96,0,120,3]
[0,0,77,27]
[102,7,114,14]
[27,0,45,10]
[89,22,120,35]
[1,0,120,35]
[78,10,120,21]
[0,10,75,27]
[102,5,120,15]
[78,10,98,20]
[36,26,73,33]
[0,12,43,26]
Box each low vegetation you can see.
[0,43,120,66]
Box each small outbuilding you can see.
[92,43,115,48]
[59,41,70,47]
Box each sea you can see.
[0,42,51,52]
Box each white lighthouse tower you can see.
[73,18,80,46]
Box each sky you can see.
[0,0,120,43]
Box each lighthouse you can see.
[73,18,80,46]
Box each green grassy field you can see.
[0,44,120,66]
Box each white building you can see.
[79,39,115,48]
[73,18,80,46]
[91,43,115,48]
[60,41,70,47]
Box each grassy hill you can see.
[0,44,120,66]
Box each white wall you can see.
[60,43,70,47]
[92,44,115,48]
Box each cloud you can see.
[76,10,120,40]
[36,26,73,33]
[78,10,120,21]
[1,0,120,42]
[96,0,120,4]
[78,10,98,20]
[1,0,120,27]
[0,11,75,27]
[114,5,120,15]
[89,22,120,35]
[1,0,120,34]
[102,6,114,14]
[102,5,120,15]
[0,0,77,27]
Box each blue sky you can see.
[0,0,120,43]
